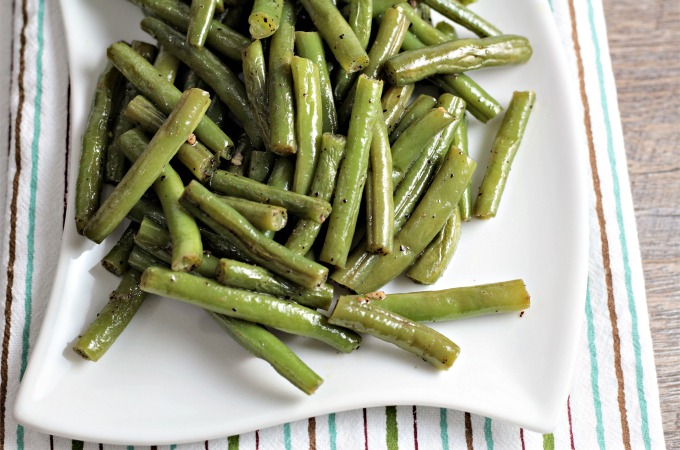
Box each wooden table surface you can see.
[602,0,680,446]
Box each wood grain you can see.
[602,0,680,446]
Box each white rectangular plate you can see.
[15,0,588,445]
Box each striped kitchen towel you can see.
[0,0,666,448]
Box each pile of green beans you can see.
[73,0,536,393]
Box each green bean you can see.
[140,266,360,352]
[332,0,372,102]
[105,41,157,185]
[435,20,458,40]
[141,17,262,149]
[210,170,331,223]
[210,313,323,394]
[285,133,346,255]
[101,223,138,276]
[83,88,210,243]
[227,132,254,175]
[247,150,276,183]
[117,128,204,272]
[181,180,329,288]
[365,118,393,255]
[242,40,270,151]
[290,56,323,195]
[370,0,404,16]
[133,217,220,278]
[381,84,414,134]
[331,94,464,289]
[400,30,502,123]
[430,72,502,123]
[295,31,338,134]
[73,269,147,361]
[216,258,333,310]
[153,46,181,82]
[320,75,383,268]
[329,296,460,369]
[360,279,531,321]
[263,156,295,238]
[268,0,297,155]
[407,206,461,284]
[127,246,167,273]
[122,95,217,181]
[218,195,288,231]
[397,3,445,47]
[423,0,501,38]
[129,0,251,61]
[385,35,533,86]
[336,6,409,123]
[107,42,232,157]
[127,197,168,228]
[248,0,284,38]
[353,148,476,293]
[454,114,472,221]
[188,0,218,47]
[390,107,454,184]
[389,94,436,143]
[298,0,370,73]
[75,63,118,234]
[215,0,225,12]
[475,90,536,219]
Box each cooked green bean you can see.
[336,6,409,123]
[107,41,232,157]
[153,46,181,82]
[268,0,297,155]
[298,0,370,73]
[267,156,295,191]
[192,0,218,34]
[397,3,445,46]
[248,0,284,38]
[435,20,458,40]
[228,132,254,175]
[295,32,338,134]
[385,35,533,86]
[105,41,157,185]
[127,245,166,273]
[140,266,360,352]
[332,0,372,102]
[181,180,329,288]
[389,94,436,143]
[331,94,464,290]
[123,95,217,181]
[329,296,460,369]
[210,169,331,223]
[285,133,346,255]
[216,258,333,310]
[75,63,118,234]
[73,269,147,361]
[117,128,204,272]
[247,150,276,183]
[129,0,251,61]
[291,56,323,195]
[454,114,472,221]
[210,312,323,394]
[83,88,210,243]
[141,17,262,149]
[400,31,502,123]
[218,195,287,231]
[360,279,531,321]
[320,75,383,268]
[370,0,404,16]
[407,206,461,284]
[365,118,393,255]
[381,84,414,134]
[423,0,501,38]
[353,148,476,293]
[475,90,536,219]
[390,107,454,184]
[242,40,270,151]
[126,197,168,228]
[101,223,138,276]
